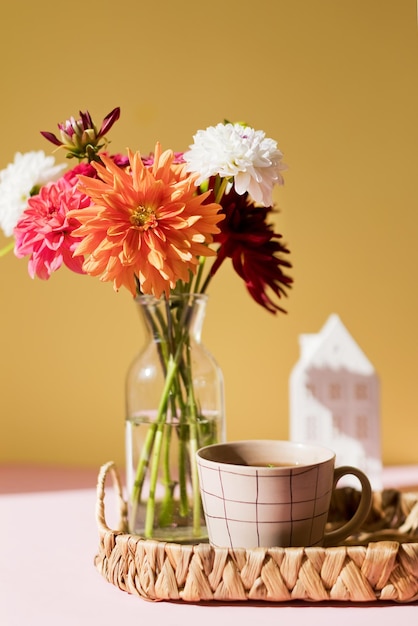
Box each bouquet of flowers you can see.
[0,108,292,539]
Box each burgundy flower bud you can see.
[40,107,121,162]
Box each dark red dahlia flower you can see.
[210,186,292,314]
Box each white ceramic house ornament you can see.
[289,314,382,490]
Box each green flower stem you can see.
[143,350,185,538]
[190,177,228,297]
[130,352,179,533]
[185,404,201,535]
[192,256,206,294]
[196,178,229,297]
[159,376,186,524]
[158,418,174,526]
[214,175,229,204]
[145,422,166,537]
[130,297,209,539]
[129,299,172,529]
[129,422,158,530]
[178,421,189,517]
[188,425,201,535]
[185,349,202,535]
[0,241,14,257]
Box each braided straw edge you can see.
[95,461,418,603]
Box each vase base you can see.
[131,526,209,544]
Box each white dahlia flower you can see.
[0,151,66,237]
[183,122,286,206]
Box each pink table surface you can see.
[1,464,417,625]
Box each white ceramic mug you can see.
[196,440,372,549]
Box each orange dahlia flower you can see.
[69,144,224,297]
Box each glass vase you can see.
[125,293,225,542]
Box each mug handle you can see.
[323,466,373,547]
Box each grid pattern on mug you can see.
[198,462,333,548]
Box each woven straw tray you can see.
[95,461,418,603]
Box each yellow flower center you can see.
[130,205,157,230]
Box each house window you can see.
[306,415,317,438]
[329,383,341,399]
[306,382,316,398]
[356,415,368,439]
[332,414,342,436]
[355,383,368,400]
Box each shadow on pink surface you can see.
[1,463,417,495]
[0,464,107,493]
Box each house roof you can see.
[297,314,375,375]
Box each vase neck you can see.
[135,294,208,343]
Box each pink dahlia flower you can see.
[63,161,97,185]
[14,177,91,279]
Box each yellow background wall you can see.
[0,0,417,468]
